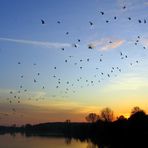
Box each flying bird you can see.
[138,19,142,23]
[88,44,93,49]
[41,19,45,24]
[89,21,93,26]
[100,11,104,15]
[57,21,61,24]
[122,6,126,9]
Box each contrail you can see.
[0,37,72,49]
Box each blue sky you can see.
[0,0,148,125]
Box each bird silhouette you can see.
[100,11,104,15]
[138,19,142,23]
[57,21,61,24]
[122,6,126,9]
[89,21,93,26]
[41,19,45,24]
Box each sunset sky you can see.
[0,0,148,125]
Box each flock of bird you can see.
[1,3,148,119]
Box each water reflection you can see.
[0,134,100,148]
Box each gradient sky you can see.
[0,0,148,125]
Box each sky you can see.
[0,0,148,125]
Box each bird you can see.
[89,21,93,26]
[144,19,146,23]
[128,17,131,20]
[87,58,89,62]
[57,21,61,24]
[66,32,69,35]
[78,39,80,42]
[53,75,56,78]
[114,16,117,20]
[88,44,93,49]
[138,19,142,23]
[100,11,104,15]
[73,44,77,48]
[18,62,21,64]
[122,6,126,9]
[41,19,45,24]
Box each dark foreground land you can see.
[1,110,148,148]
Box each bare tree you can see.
[100,107,114,122]
[85,113,100,123]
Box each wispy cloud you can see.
[102,73,148,92]
[141,38,148,47]
[88,38,124,51]
[0,37,72,49]
[144,2,148,6]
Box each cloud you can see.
[0,37,72,49]
[144,2,148,6]
[88,38,124,51]
[100,40,124,51]
[141,38,148,47]
[101,73,148,92]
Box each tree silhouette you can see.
[117,115,127,121]
[85,113,100,123]
[100,107,114,122]
[131,106,144,115]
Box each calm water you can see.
[0,134,98,148]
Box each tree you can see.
[85,113,100,123]
[100,107,114,122]
[131,106,144,115]
[117,115,127,121]
[129,107,147,127]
